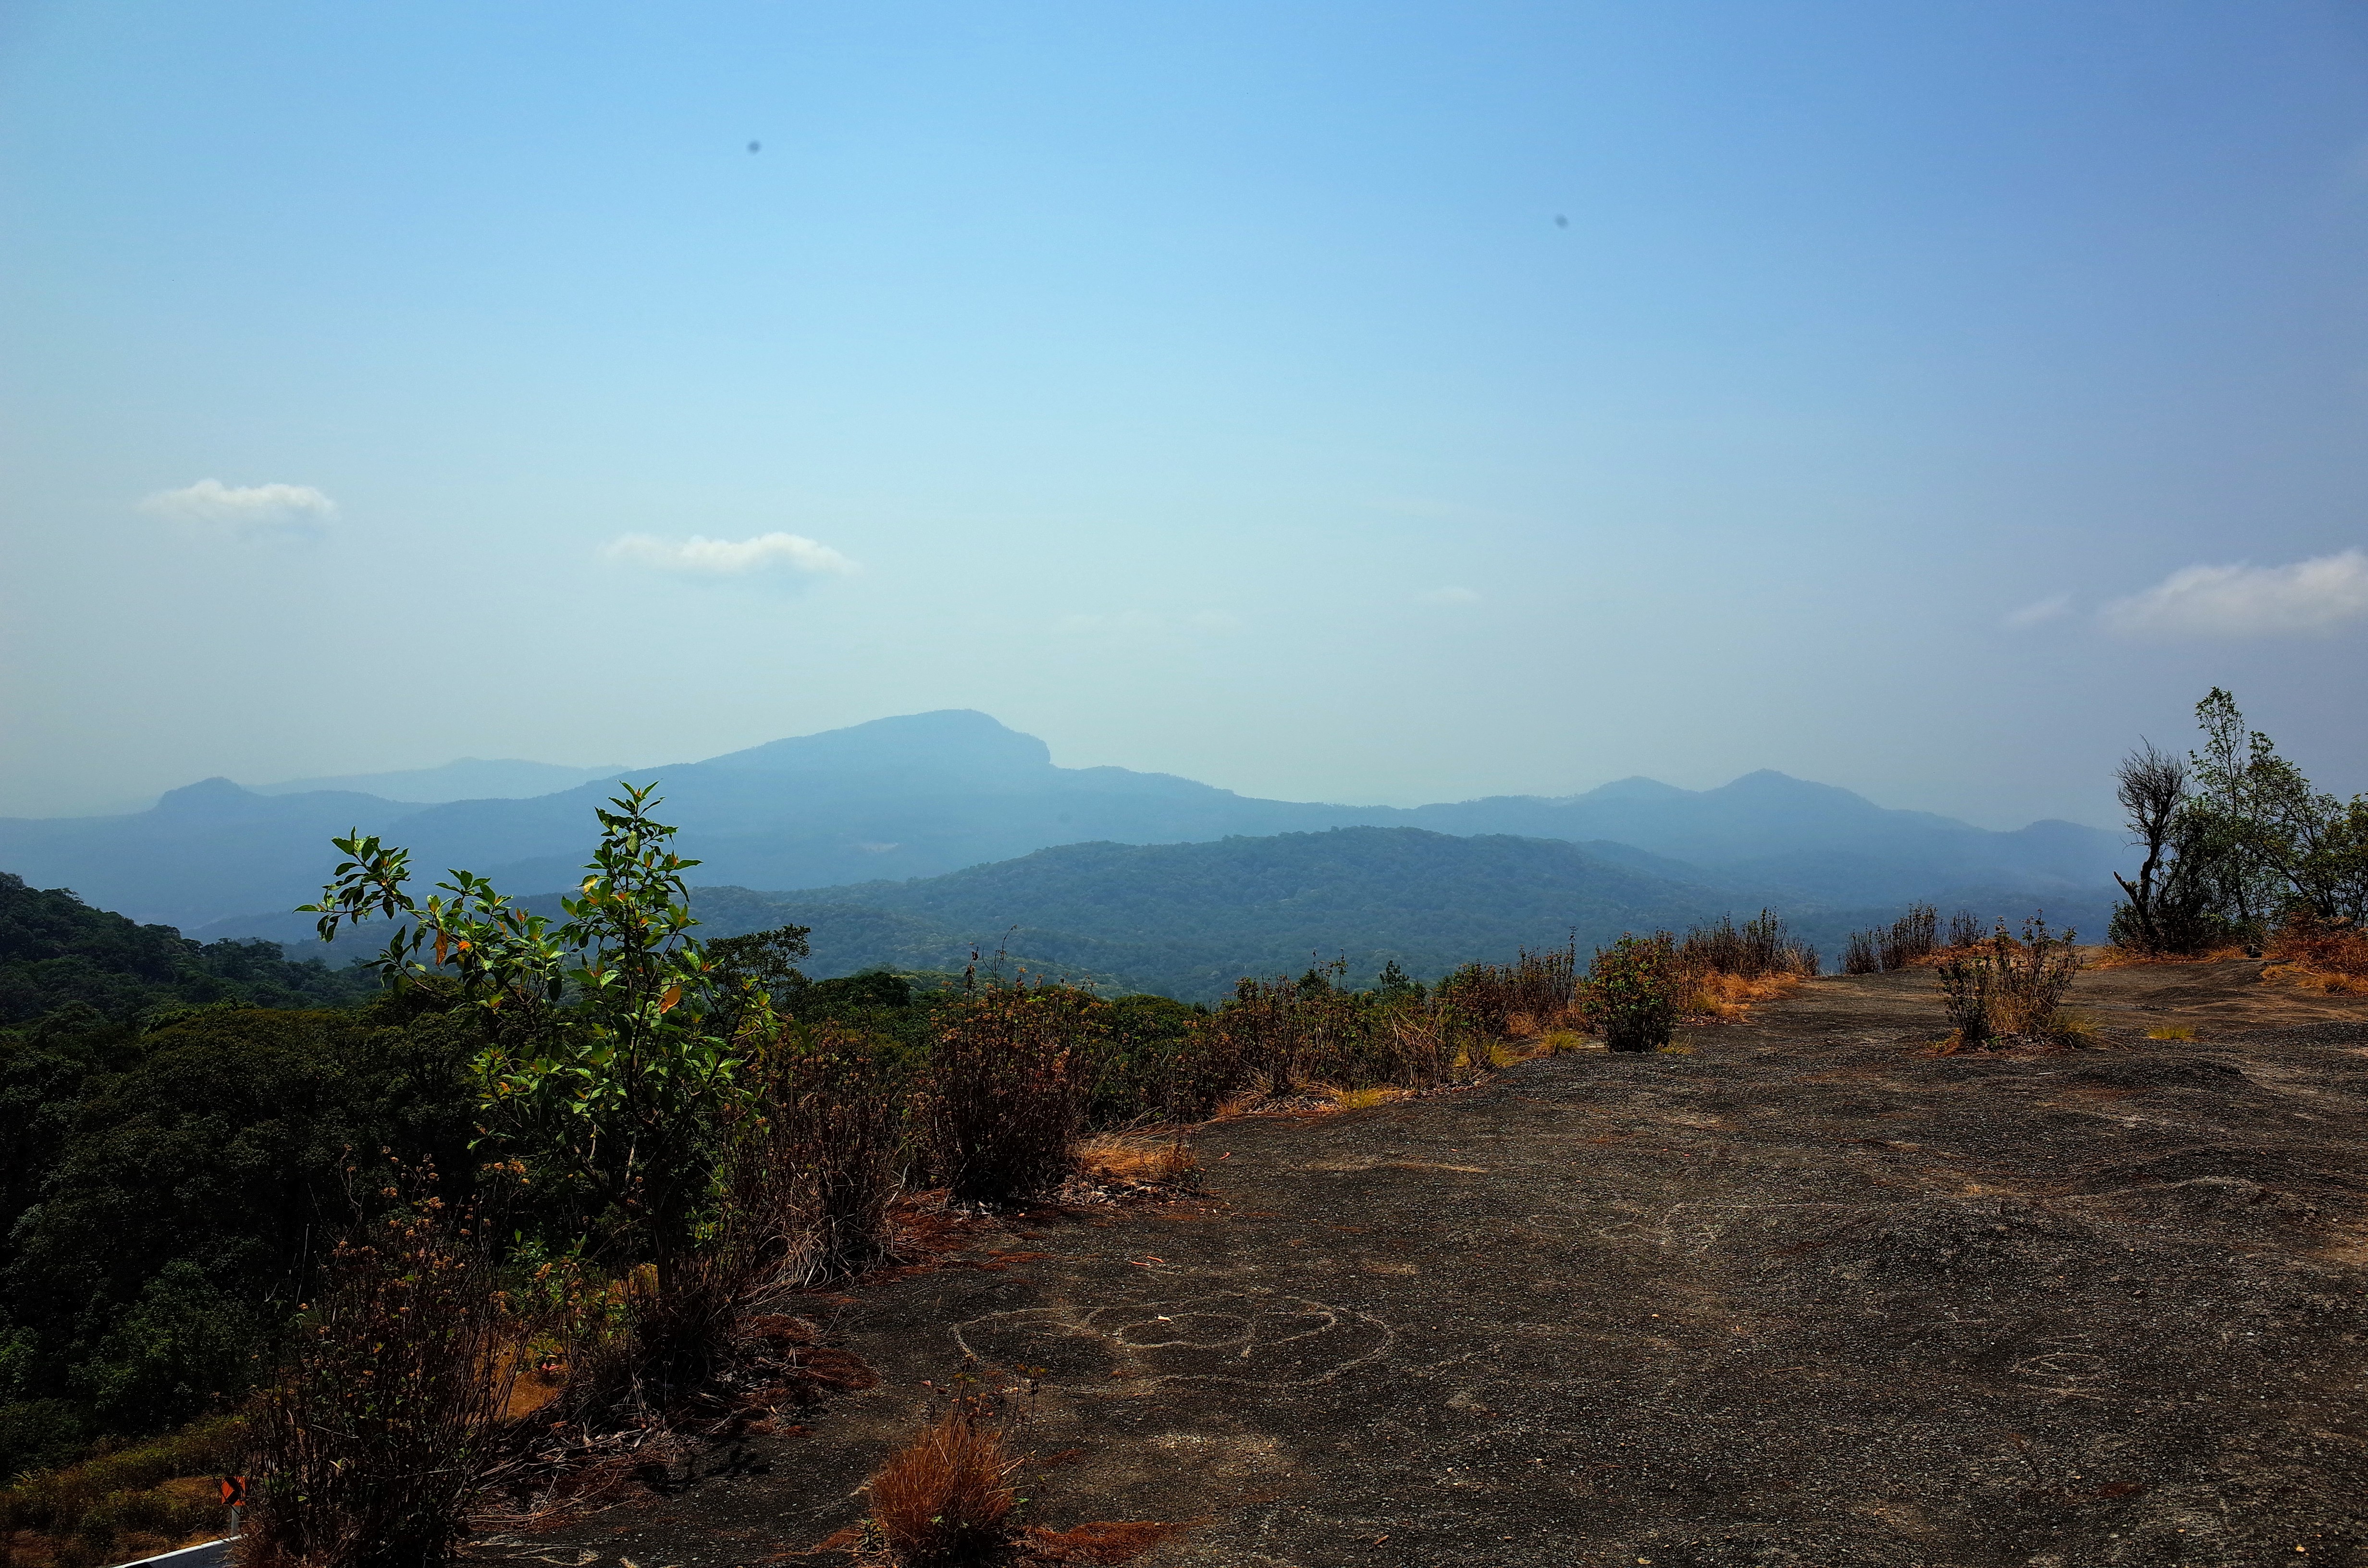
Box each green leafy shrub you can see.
[303,785,786,1388]
[1587,934,1679,1053]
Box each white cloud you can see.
[2100,549,2368,637]
[1417,586,1481,605]
[140,478,337,542]
[2003,593,2072,629]
[602,531,859,578]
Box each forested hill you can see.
[694,828,1738,1000]
[198,823,2122,1003]
[0,873,375,1027]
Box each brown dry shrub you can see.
[2266,912,2368,992]
[1677,911,1818,980]
[1434,944,1577,1040]
[745,1022,904,1285]
[1842,904,1945,974]
[867,1397,1023,1567]
[926,983,1096,1204]
[1934,916,2083,1051]
[237,1166,525,1568]
[1212,975,1316,1097]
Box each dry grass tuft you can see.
[867,1397,1024,1568]
[2146,1024,2198,1041]
[1073,1133,1199,1189]
[1682,970,1804,1021]
[1212,1086,1270,1119]
[2092,944,2248,969]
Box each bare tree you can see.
[2112,740,2187,952]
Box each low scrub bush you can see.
[746,1023,903,1286]
[1082,995,1225,1126]
[1215,964,1481,1098]
[1934,916,2083,1051]
[1673,911,1818,1017]
[925,982,1093,1204]
[1214,974,1321,1098]
[1884,904,1940,969]
[1842,904,1951,975]
[1677,911,1817,980]
[1434,944,1576,1040]
[1587,934,1679,1053]
[239,1167,526,1568]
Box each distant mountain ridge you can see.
[0,709,2129,932]
[251,758,630,803]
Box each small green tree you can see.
[2163,690,2368,935]
[2183,689,2296,934]
[302,786,765,1293]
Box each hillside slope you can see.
[528,963,2368,1567]
[0,873,375,1025]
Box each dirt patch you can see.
[469,962,2368,1567]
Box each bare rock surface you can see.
[478,960,2368,1567]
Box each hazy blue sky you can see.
[3,2,2365,827]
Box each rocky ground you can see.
[472,959,2368,1568]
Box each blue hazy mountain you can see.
[2,709,2127,932]
[250,758,631,803]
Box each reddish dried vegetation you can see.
[866,1396,1024,1566]
[2266,912,2368,993]
[841,1394,1185,1567]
